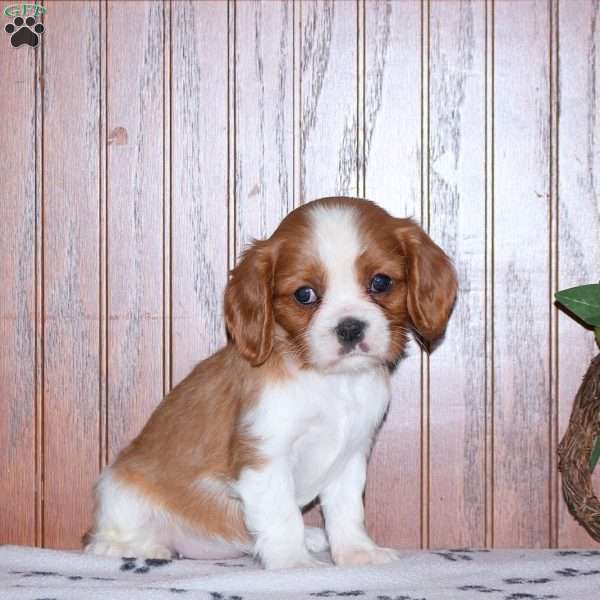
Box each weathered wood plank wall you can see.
[1,0,599,550]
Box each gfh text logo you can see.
[3,3,46,17]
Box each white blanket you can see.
[1,545,599,599]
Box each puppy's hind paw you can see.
[85,540,172,560]
[304,526,329,553]
[85,541,127,557]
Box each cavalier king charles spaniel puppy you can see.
[85,197,457,569]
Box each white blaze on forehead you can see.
[306,202,391,372]
[309,204,363,298]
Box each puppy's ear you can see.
[224,239,277,366]
[396,219,458,342]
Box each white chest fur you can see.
[242,365,391,507]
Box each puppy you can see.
[85,197,457,569]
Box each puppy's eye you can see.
[294,286,318,305]
[369,273,393,294]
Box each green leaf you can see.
[555,284,600,327]
[590,435,600,472]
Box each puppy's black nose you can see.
[335,318,367,345]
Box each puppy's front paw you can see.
[333,544,399,567]
[288,555,329,570]
[262,549,328,570]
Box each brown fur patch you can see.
[353,203,412,363]
[352,198,457,346]
[110,345,286,542]
[271,214,327,367]
[224,240,278,366]
[394,218,458,341]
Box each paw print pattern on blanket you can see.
[554,567,600,578]
[120,556,172,573]
[458,584,504,593]
[555,550,600,557]
[10,569,115,582]
[376,595,428,600]
[431,548,491,562]
[504,594,559,600]
[310,592,365,597]
[458,584,561,598]
[504,578,553,585]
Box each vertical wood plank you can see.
[493,0,551,548]
[171,1,229,383]
[235,0,293,250]
[0,24,38,546]
[300,0,358,202]
[363,0,422,549]
[228,0,236,275]
[557,0,600,548]
[428,0,487,549]
[549,0,559,549]
[99,0,108,473]
[484,0,495,548]
[105,1,165,461]
[42,0,101,548]
[163,0,172,397]
[293,0,301,210]
[34,6,44,546]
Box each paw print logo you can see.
[5,16,44,48]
